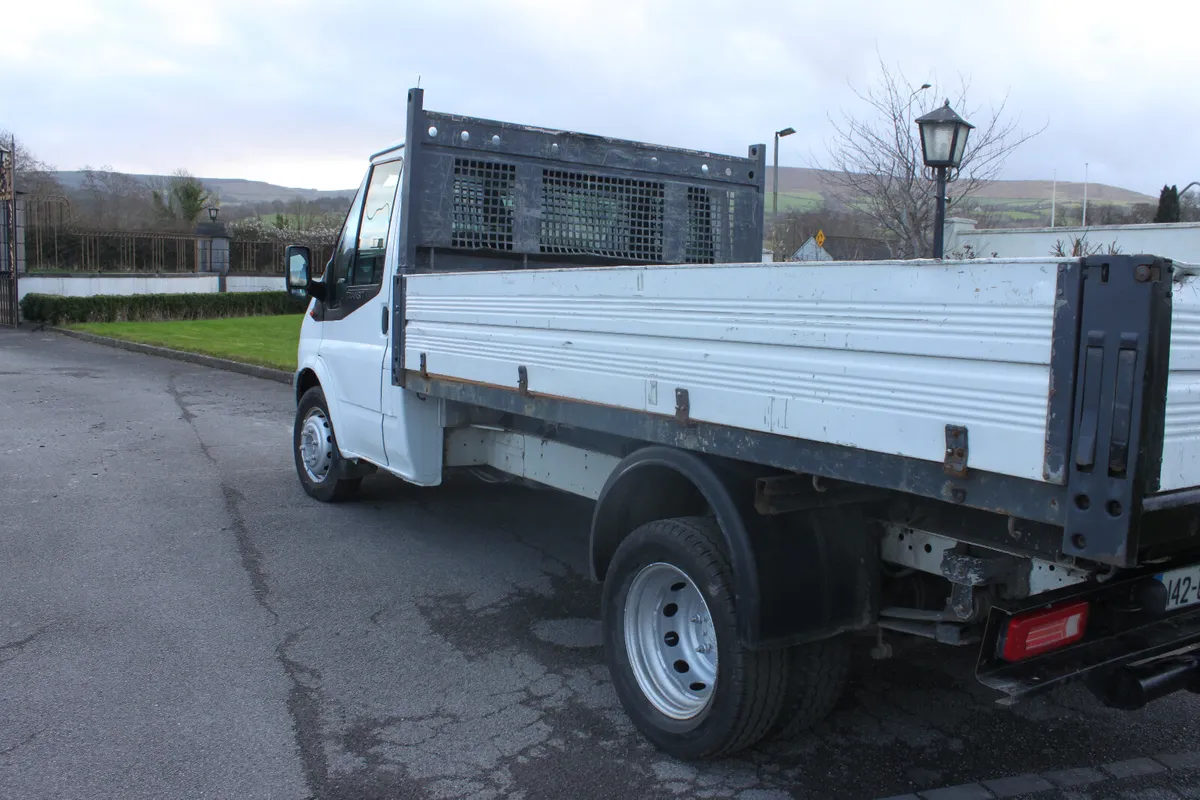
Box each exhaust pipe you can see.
[1092,655,1200,710]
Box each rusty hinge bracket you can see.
[944,425,968,477]
[518,365,529,395]
[675,388,692,426]
[419,352,428,378]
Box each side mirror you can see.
[285,245,311,299]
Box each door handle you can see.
[381,304,389,335]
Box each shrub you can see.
[21,292,309,325]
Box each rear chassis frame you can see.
[976,563,1200,707]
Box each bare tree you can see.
[285,195,319,231]
[77,166,160,229]
[818,57,1045,258]
[0,128,64,199]
[1182,187,1200,223]
[1050,235,1122,257]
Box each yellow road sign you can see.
[815,229,826,248]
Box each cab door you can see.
[317,158,403,465]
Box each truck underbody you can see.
[286,88,1200,759]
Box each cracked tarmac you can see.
[3,327,1200,800]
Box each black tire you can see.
[766,636,850,741]
[293,387,362,503]
[602,516,789,760]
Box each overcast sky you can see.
[2,0,1196,195]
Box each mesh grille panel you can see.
[540,170,664,261]
[452,159,516,250]
[727,191,737,258]
[684,187,737,263]
[684,187,715,263]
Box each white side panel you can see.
[444,427,618,499]
[1161,276,1200,492]
[406,259,1060,482]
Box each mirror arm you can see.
[306,279,327,302]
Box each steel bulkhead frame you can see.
[391,88,427,387]
[389,87,767,387]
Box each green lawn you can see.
[70,315,304,371]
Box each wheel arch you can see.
[590,446,878,649]
[294,367,321,405]
[292,358,348,458]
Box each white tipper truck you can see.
[284,88,1200,760]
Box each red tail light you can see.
[1000,600,1090,661]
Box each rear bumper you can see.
[976,581,1200,707]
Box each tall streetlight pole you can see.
[915,101,974,259]
[773,126,796,218]
[907,83,932,115]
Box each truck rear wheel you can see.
[294,387,362,503]
[767,636,850,741]
[601,516,788,760]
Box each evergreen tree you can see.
[1154,184,1181,223]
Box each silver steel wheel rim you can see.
[624,562,718,720]
[299,408,334,483]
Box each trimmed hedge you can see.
[21,292,309,325]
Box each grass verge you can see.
[69,315,303,371]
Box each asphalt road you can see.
[3,326,1200,800]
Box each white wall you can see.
[19,274,219,300]
[226,275,283,292]
[947,219,1200,264]
[17,274,286,300]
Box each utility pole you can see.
[772,127,795,218]
[1082,162,1089,227]
[1051,170,1056,228]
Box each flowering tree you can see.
[229,216,340,246]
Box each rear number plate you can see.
[1157,565,1200,610]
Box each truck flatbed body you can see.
[403,257,1200,530]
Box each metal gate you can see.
[0,137,17,326]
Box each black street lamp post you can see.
[915,101,974,258]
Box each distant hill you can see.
[770,166,1154,204]
[52,171,356,205]
[51,167,1154,209]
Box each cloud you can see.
[2,0,1197,193]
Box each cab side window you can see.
[348,160,403,287]
[325,178,367,308]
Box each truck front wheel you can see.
[294,387,362,503]
[602,516,788,760]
